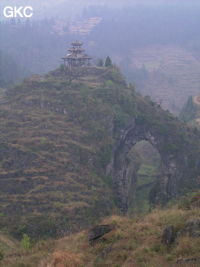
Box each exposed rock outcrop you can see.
[176,257,200,264]
[88,224,114,242]
[178,219,200,238]
[162,225,176,245]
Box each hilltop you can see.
[0,65,200,240]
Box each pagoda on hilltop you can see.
[62,41,92,69]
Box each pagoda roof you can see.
[63,53,92,60]
[68,48,85,52]
[62,41,92,63]
[71,41,83,46]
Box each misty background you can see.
[1,0,200,113]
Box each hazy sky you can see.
[1,0,200,6]
[1,0,200,20]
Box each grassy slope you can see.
[1,191,200,267]
[0,66,139,239]
[0,65,199,241]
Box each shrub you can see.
[21,234,31,249]
[105,80,114,88]
[40,137,48,145]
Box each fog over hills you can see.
[1,1,200,265]
[2,2,200,113]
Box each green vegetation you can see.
[180,94,200,132]
[132,163,158,214]
[0,65,199,241]
[21,234,31,250]
[180,96,197,122]
[0,251,3,261]
[0,66,135,239]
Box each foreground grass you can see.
[1,192,200,267]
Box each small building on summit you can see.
[62,41,92,69]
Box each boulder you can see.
[161,225,176,245]
[176,257,200,264]
[88,224,114,242]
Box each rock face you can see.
[179,219,200,238]
[88,224,114,241]
[161,225,176,245]
[176,257,200,264]
[108,90,200,213]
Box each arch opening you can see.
[111,121,182,214]
[127,140,161,214]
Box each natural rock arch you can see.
[111,116,200,214]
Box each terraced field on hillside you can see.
[130,46,200,114]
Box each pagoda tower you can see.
[62,41,92,69]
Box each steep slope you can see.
[0,66,200,239]
[0,67,122,239]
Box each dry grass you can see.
[1,196,200,267]
[45,194,200,267]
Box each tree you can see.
[105,56,112,67]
